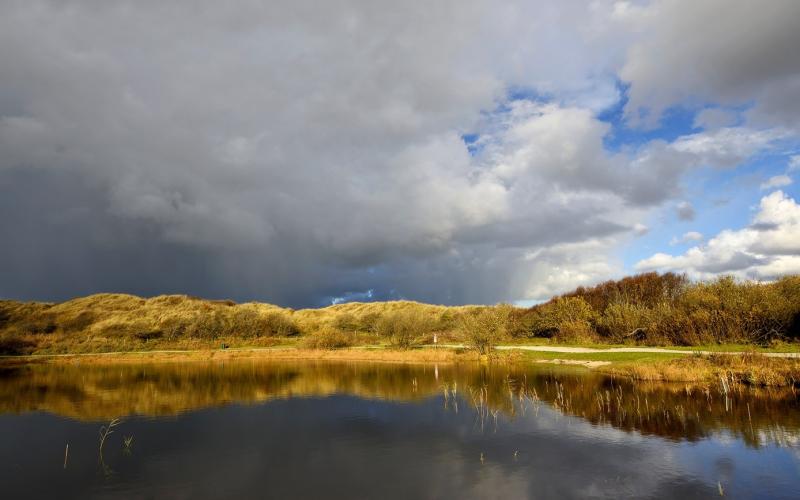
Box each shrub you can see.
[134,330,164,341]
[434,310,459,333]
[227,309,261,337]
[95,319,157,339]
[185,311,228,339]
[374,310,429,349]
[356,312,382,333]
[302,326,353,349]
[0,334,36,355]
[0,308,11,329]
[672,276,797,344]
[597,301,652,343]
[230,309,299,337]
[563,272,688,313]
[528,296,597,338]
[458,308,507,354]
[553,320,597,344]
[498,303,534,338]
[159,316,189,341]
[333,313,359,332]
[16,311,58,335]
[264,312,300,337]
[62,311,96,333]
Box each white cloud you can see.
[670,127,788,168]
[789,155,800,171]
[669,231,703,246]
[693,108,738,130]
[761,175,793,190]
[637,191,800,280]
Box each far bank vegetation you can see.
[1,273,799,355]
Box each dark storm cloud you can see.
[621,0,800,127]
[2,1,800,305]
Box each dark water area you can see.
[1,360,799,499]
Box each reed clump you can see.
[606,352,800,387]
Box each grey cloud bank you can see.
[1,1,799,306]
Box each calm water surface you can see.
[1,359,799,499]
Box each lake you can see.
[1,359,799,499]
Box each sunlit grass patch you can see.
[605,352,800,387]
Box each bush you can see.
[159,316,189,341]
[773,276,800,339]
[374,310,429,349]
[563,272,688,313]
[673,277,796,344]
[0,334,36,355]
[19,320,57,335]
[333,313,360,332]
[16,311,58,335]
[528,296,597,338]
[498,304,534,338]
[597,301,651,343]
[302,326,353,349]
[62,311,96,333]
[356,312,382,334]
[230,309,300,337]
[134,330,163,341]
[227,309,261,337]
[264,312,300,337]
[459,308,507,354]
[553,320,597,344]
[185,311,228,339]
[643,303,693,345]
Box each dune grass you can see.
[0,293,489,355]
[1,273,799,362]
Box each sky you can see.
[1,0,799,307]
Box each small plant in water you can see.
[99,419,121,451]
[123,435,134,454]
[98,418,122,474]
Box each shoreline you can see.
[0,346,479,366]
[3,345,799,388]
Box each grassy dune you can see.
[0,293,486,355]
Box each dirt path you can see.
[3,344,799,362]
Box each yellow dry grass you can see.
[2,273,799,357]
[8,347,479,366]
[604,352,800,387]
[0,293,488,355]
